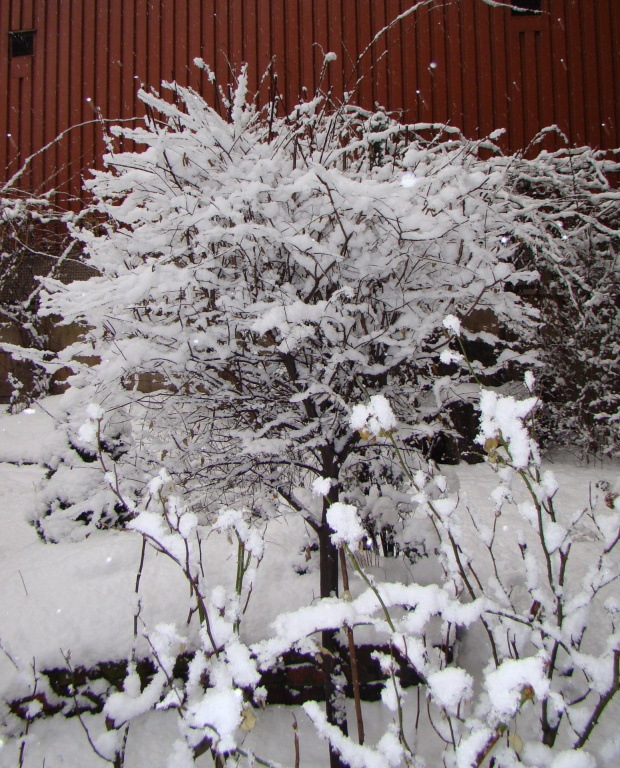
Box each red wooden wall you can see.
[1,0,618,205]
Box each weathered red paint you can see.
[1,0,618,207]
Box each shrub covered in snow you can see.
[34,66,538,544]
[6,63,617,768]
[502,145,620,458]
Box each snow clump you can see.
[326,502,365,547]
[477,390,539,469]
[350,394,397,437]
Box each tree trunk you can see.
[319,470,349,768]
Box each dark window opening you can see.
[9,30,35,58]
[511,0,542,14]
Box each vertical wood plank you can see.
[356,0,373,111]
[108,0,123,125]
[341,0,357,103]
[56,0,72,199]
[415,0,433,124]
[242,0,258,95]
[549,2,570,148]
[214,0,229,86]
[473,0,493,138]
[385,0,403,114]
[565,0,585,145]
[187,0,202,91]
[255,0,272,108]
[81,0,97,189]
[0,1,11,181]
[400,0,418,123]
[229,0,244,74]
[147,0,161,98]
[326,0,344,103]
[611,0,620,149]
[270,0,286,110]
[134,0,148,93]
[19,0,35,188]
[7,0,23,177]
[369,0,387,109]
[594,0,615,149]
[429,0,447,123]
[536,14,555,151]
[161,0,174,90]
[489,2,509,147]
[174,0,189,86]
[42,0,59,192]
[121,0,136,117]
[313,0,329,94]
[68,0,84,200]
[30,0,46,193]
[579,0,599,147]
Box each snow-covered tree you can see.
[36,66,536,537]
[37,66,539,755]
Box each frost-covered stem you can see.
[496,430,569,745]
[474,686,536,766]
[524,474,565,743]
[141,629,185,712]
[346,545,395,633]
[473,724,507,767]
[234,535,247,633]
[387,430,501,665]
[573,650,620,749]
[391,665,413,756]
[456,332,483,387]
[133,538,147,641]
[321,486,349,768]
[234,746,288,768]
[17,661,38,768]
[351,0,435,81]
[93,417,129,514]
[61,650,118,765]
[137,525,219,653]
[345,546,419,754]
[339,546,365,745]
[293,713,301,768]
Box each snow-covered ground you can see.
[0,399,618,767]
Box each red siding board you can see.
[415,2,433,123]
[474,0,493,138]
[175,0,190,85]
[429,2,447,124]
[187,0,202,92]
[56,0,72,200]
[327,0,345,102]
[489,6,508,144]
[612,1,620,154]
[595,0,615,150]
[565,0,586,145]
[1,0,617,205]
[579,0,599,147]
[0,2,10,183]
[549,4,571,149]
[43,1,59,193]
[400,1,417,124]
[81,0,97,197]
[356,2,373,111]
[30,0,46,193]
[270,0,286,111]
[386,0,403,115]
[147,0,161,102]
[459,0,477,138]
[255,0,271,108]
